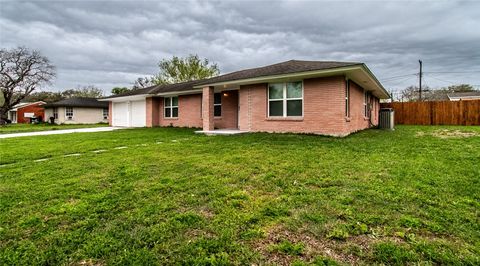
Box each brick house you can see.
[101,60,389,136]
[7,101,46,123]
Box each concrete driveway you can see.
[0,127,122,139]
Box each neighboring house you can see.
[43,97,109,124]
[447,91,480,101]
[100,60,390,136]
[7,101,46,123]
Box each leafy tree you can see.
[134,55,220,88]
[133,76,156,89]
[0,89,4,107]
[23,91,63,103]
[111,87,131,95]
[398,84,477,102]
[0,47,55,124]
[61,85,103,98]
[153,55,219,84]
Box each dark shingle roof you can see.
[43,97,108,108]
[103,60,362,99]
[195,60,361,86]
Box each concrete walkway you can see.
[0,127,122,139]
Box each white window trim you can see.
[164,96,179,118]
[103,107,109,120]
[53,107,58,119]
[364,90,368,118]
[65,107,74,120]
[214,93,222,117]
[267,81,304,118]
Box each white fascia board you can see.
[155,89,203,97]
[98,94,149,102]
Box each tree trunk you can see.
[0,106,9,125]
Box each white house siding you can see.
[45,107,108,124]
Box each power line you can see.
[381,73,417,81]
[424,71,480,74]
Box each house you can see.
[43,97,109,124]
[7,101,46,123]
[447,91,480,101]
[101,60,389,136]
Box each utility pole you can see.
[418,60,423,101]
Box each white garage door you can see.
[130,100,146,127]
[113,102,128,127]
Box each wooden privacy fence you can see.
[380,100,480,125]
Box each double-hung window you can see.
[65,107,73,120]
[364,91,369,118]
[103,107,109,119]
[345,80,350,117]
[53,107,58,119]
[268,81,303,117]
[214,93,222,117]
[164,96,178,118]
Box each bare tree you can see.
[0,47,55,124]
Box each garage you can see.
[111,100,146,127]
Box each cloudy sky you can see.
[1,0,479,96]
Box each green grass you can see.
[0,123,108,134]
[0,126,479,265]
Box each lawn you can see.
[0,123,108,134]
[0,126,479,265]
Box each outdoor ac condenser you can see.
[379,108,395,130]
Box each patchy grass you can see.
[0,125,479,265]
[0,123,108,134]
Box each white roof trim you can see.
[99,94,149,102]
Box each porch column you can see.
[202,86,214,131]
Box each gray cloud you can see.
[1,0,479,96]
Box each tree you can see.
[61,85,103,98]
[0,47,55,124]
[111,87,131,95]
[398,83,477,102]
[133,77,156,89]
[23,91,63,103]
[153,55,220,84]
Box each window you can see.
[364,91,369,118]
[214,93,222,117]
[65,107,73,119]
[53,108,58,119]
[164,96,178,118]
[345,80,350,117]
[268,81,303,117]
[103,107,109,120]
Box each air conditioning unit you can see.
[379,108,394,130]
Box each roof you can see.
[447,91,480,99]
[43,97,108,108]
[195,60,361,86]
[102,60,388,99]
[10,101,46,111]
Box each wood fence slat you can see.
[380,100,480,125]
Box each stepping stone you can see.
[135,144,148,147]
[64,153,81,157]
[92,150,107,153]
[171,140,178,142]
[156,142,163,144]
[34,158,49,162]
[0,163,13,168]
[114,146,127,150]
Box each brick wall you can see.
[17,103,45,123]
[213,90,239,129]
[158,94,203,128]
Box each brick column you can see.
[202,86,214,131]
[146,97,160,127]
[108,101,113,126]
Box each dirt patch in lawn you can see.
[416,129,479,139]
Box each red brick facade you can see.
[140,75,379,136]
[16,102,45,123]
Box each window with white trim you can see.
[164,96,178,118]
[345,80,350,117]
[364,91,369,118]
[103,107,109,120]
[214,93,222,117]
[268,81,303,117]
[53,107,58,119]
[65,107,73,120]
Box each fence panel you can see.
[380,100,480,125]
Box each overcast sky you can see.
[1,0,479,96]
